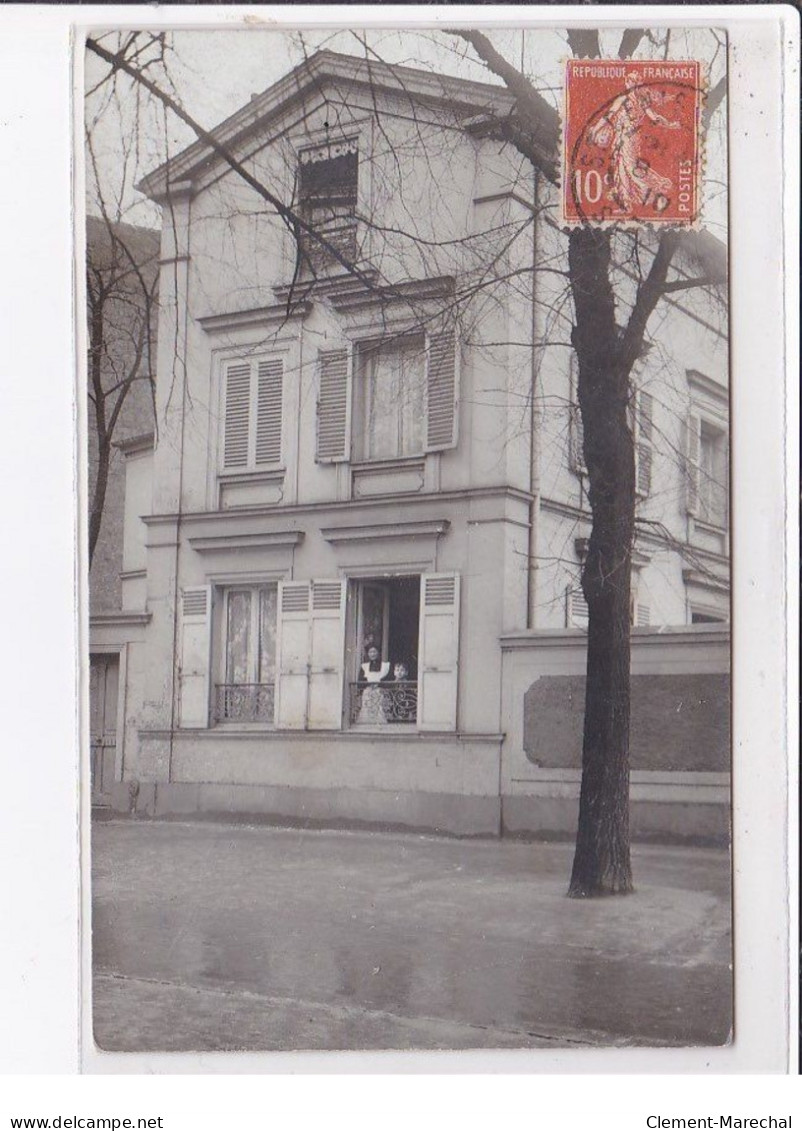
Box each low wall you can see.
[123,729,504,836]
[500,626,730,843]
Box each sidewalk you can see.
[92,819,732,1052]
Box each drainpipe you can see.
[527,170,541,629]
[166,183,193,783]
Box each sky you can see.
[83,24,727,234]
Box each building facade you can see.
[94,51,729,837]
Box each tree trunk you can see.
[89,436,111,566]
[567,228,635,897]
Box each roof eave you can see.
[136,49,517,201]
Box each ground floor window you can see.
[215,584,278,723]
[179,572,459,732]
[349,576,421,726]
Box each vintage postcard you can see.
[67,12,793,1078]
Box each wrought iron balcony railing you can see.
[349,681,418,726]
[215,683,275,724]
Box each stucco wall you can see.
[500,625,730,842]
[523,672,729,772]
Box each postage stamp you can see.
[562,59,703,226]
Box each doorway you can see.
[90,653,119,805]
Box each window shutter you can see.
[636,603,651,627]
[316,348,351,462]
[275,582,311,729]
[178,586,212,728]
[566,585,589,629]
[223,363,251,470]
[684,412,701,515]
[569,355,586,474]
[417,573,460,731]
[634,389,654,498]
[255,358,283,465]
[308,580,346,730]
[425,331,458,452]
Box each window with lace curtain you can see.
[351,335,427,462]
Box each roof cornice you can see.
[136,49,516,201]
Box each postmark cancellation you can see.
[562,59,704,227]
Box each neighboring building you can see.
[96,51,730,837]
[87,216,159,807]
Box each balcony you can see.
[348,681,418,726]
[215,683,275,724]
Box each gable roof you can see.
[136,47,725,279]
[137,49,522,201]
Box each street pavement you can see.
[92,819,732,1052]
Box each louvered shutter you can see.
[223,363,251,470]
[566,585,589,629]
[308,580,347,730]
[425,331,458,452]
[316,348,351,462]
[636,603,651,627]
[635,390,654,497]
[417,573,460,731]
[255,358,283,465]
[178,586,212,727]
[684,412,701,515]
[275,581,311,729]
[569,355,586,474]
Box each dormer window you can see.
[298,139,358,273]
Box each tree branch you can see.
[702,74,727,133]
[659,274,725,295]
[567,30,601,59]
[619,231,680,371]
[447,29,560,180]
[617,29,648,59]
[86,36,384,298]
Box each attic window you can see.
[298,139,358,273]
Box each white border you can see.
[0,2,797,1097]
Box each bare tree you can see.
[85,28,726,895]
[86,211,158,566]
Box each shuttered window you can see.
[325,330,458,465]
[316,348,351,462]
[222,356,283,471]
[417,572,460,731]
[179,585,212,728]
[425,331,458,452]
[633,389,654,498]
[566,585,589,629]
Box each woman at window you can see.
[356,644,390,725]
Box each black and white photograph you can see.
[49,6,800,1080]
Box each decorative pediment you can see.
[321,519,449,545]
[189,530,304,554]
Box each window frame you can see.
[297,136,360,275]
[351,332,429,464]
[696,416,729,530]
[214,581,280,727]
[218,352,285,478]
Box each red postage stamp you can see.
[562,59,703,226]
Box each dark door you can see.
[90,654,119,804]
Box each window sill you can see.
[693,517,728,535]
[218,467,285,484]
[350,455,425,472]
